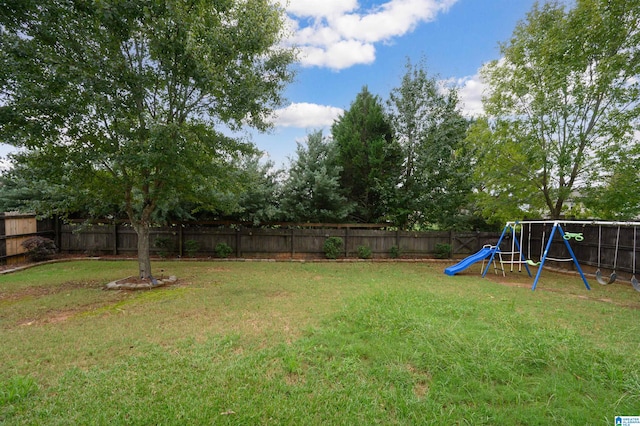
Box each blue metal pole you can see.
[531,223,558,290]
[482,224,509,278]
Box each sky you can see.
[0,0,540,167]
[256,0,541,167]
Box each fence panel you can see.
[3,214,37,264]
[347,229,395,257]
[238,228,291,258]
[290,228,342,258]
[61,224,114,255]
[398,231,448,256]
[181,225,236,257]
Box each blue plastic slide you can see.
[444,246,495,276]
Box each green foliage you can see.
[389,245,402,259]
[153,237,174,258]
[356,245,372,259]
[0,0,295,278]
[20,236,57,262]
[214,242,233,259]
[581,146,640,220]
[183,240,200,258]
[332,86,402,223]
[478,0,640,221]
[0,376,38,406]
[434,243,452,259]
[280,130,354,223]
[387,59,471,230]
[323,237,343,259]
[233,154,284,225]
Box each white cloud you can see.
[456,74,486,118]
[283,0,459,70]
[302,41,376,69]
[272,102,344,128]
[283,0,359,18]
[439,74,486,118]
[334,0,443,42]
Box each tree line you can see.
[0,0,638,279]
[233,61,475,230]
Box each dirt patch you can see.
[15,299,115,327]
[0,280,104,303]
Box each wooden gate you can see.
[1,213,38,264]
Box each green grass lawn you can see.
[1,260,639,425]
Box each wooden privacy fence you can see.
[6,217,639,274]
[0,213,57,264]
[59,221,500,259]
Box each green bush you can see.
[184,240,200,258]
[323,237,343,259]
[154,236,174,258]
[389,245,401,259]
[215,242,233,258]
[434,243,452,259]
[21,236,57,262]
[357,245,372,259]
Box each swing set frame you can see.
[482,220,640,291]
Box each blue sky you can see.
[0,0,541,167]
[258,0,540,166]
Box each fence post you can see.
[112,221,118,255]
[0,214,5,265]
[178,223,183,257]
[290,227,295,258]
[55,215,61,251]
[236,226,242,258]
[449,230,454,255]
[344,227,349,258]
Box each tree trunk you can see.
[133,222,153,279]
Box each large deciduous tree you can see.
[387,59,470,229]
[477,0,640,220]
[0,0,295,278]
[331,86,402,223]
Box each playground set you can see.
[444,220,640,292]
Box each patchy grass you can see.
[1,260,639,424]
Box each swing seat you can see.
[632,276,640,292]
[526,259,540,266]
[595,269,616,285]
